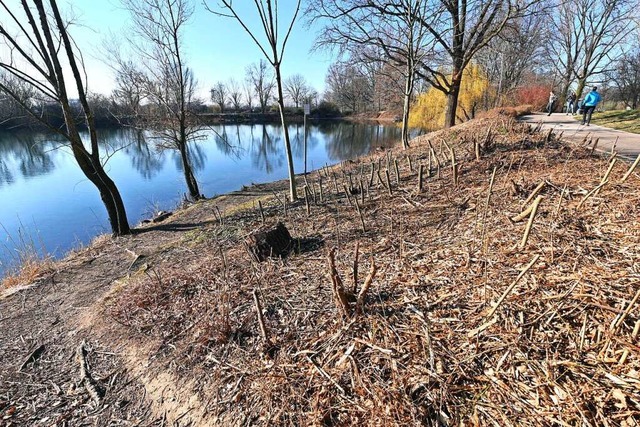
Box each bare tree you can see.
[303,88,320,108]
[227,78,243,111]
[609,46,640,109]
[111,60,146,117]
[207,0,301,201]
[246,60,276,114]
[117,0,203,200]
[210,81,228,113]
[312,0,541,128]
[243,80,255,110]
[284,74,310,108]
[0,0,130,235]
[547,0,636,103]
[477,9,546,105]
[420,0,541,127]
[325,61,374,113]
[310,0,431,147]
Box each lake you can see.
[0,121,401,276]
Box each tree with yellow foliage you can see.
[409,63,490,130]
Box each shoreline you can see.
[0,121,402,283]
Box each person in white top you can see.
[546,91,558,116]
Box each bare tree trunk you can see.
[274,64,297,201]
[575,78,587,101]
[401,62,414,149]
[179,142,201,200]
[48,0,131,236]
[444,75,461,128]
[69,137,131,235]
[559,74,572,112]
[178,119,201,200]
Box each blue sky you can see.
[68,0,335,102]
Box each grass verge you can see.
[591,109,640,133]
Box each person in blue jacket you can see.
[581,86,601,126]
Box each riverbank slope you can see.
[2,113,639,426]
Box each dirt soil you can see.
[2,114,640,426]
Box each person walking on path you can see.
[581,86,602,126]
[547,91,558,116]
[566,91,576,114]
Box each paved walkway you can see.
[520,113,640,160]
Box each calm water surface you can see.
[0,122,401,276]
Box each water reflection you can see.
[0,121,402,276]
[121,129,165,180]
[250,124,284,173]
[0,131,59,186]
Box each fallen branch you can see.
[621,154,640,183]
[522,181,545,209]
[576,181,609,210]
[486,254,540,319]
[77,341,104,405]
[252,289,271,346]
[519,196,544,250]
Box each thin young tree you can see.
[117,0,203,200]
[0,0,131,235]
[207,0,301,201]
[243,80,255,110]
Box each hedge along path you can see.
[106,115,640,426]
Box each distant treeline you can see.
[0,95,345,131]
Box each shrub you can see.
[515,86,549,111]
[312,101,341,118]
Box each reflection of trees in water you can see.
[290,123,320,158]
[0,161,12,185]
[213,126,233,156]
[0,122,402,189]
[173,142,207,174]
[119,129,165,180]
[0,131,60,186]
[319,122,401,161]
[96,128,165,180]
[250,124,284,174]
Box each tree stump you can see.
[246,222,293,262]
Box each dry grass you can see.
[479,104,534,119]
[1,245,53,291]
[1,257,52,290]
[109,115,640,426]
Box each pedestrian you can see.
[546,91,558,116]
[566,91,576,115]
[581,86,601,126]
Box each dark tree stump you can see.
[246,222,293,262]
